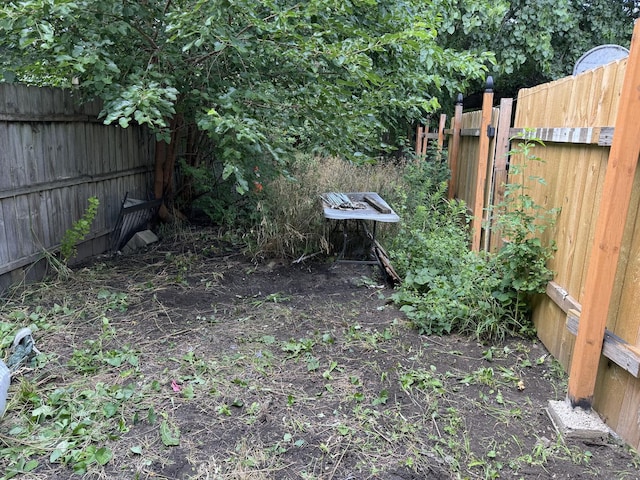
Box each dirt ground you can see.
[1,227,639,479]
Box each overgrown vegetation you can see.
[488,135,559,327]
[0,0,491,217]
[246,139,556,340]
[1,2,634,221]
[389,137,557,340]
[249,155,405,259]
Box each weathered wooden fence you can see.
[0,84,155,292]
[435,23,640,449]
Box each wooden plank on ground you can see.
[373,240,401,284]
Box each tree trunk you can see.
[153,116,183,222]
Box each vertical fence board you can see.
[437,114,446,150]
[481,108,500,251]
[457,110,482,208]
[489,98,513,252]
[2,198,22,265]
[0,123,9,191]
[448,95,464,200]
[0,203,9,266]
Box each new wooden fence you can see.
[513,56,640,447]
[0,84,155,292]
[436,24,640,449]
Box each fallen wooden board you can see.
[373,240,401,284]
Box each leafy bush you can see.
[487,134,558,324]
[390,139,557,341]
[389,164,511,338]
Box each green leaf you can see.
[182,384,195,399]
[31,405,54,419]
[160,419,180,446]
[261,335,275,344]
[95,447,113,465]
[147,407,157,424]
[102,402,118,418]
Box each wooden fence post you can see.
[448,93,463,200]
[415,124,423,162]
[471,78,494,252]
[487,98,514,252]
[567,20,640,409]
[421,125,428,156]
[437,113,447,151]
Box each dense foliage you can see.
[389,141,557,340]
[439,0,639,96]
[1,1,635,218]
[0,0,490,217]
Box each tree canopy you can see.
[439,0,639,96]
[1,1,637,217]
[0,1,489,199]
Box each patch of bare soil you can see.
[2,228,639,479]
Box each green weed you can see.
[390,135,557,340]
[60,196,100,265]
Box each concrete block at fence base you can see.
[122,230,159,254]
[547,399,611,442]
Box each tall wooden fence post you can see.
[437,113,447,151]
[415,124,423,163]
[487,97,514,252]
[471,77,494,252]
[567,20,640,409]
[448,93,463,200]
[421,124,428,156]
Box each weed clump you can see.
[389,137,557,340]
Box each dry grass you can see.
[252,156,405,260]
